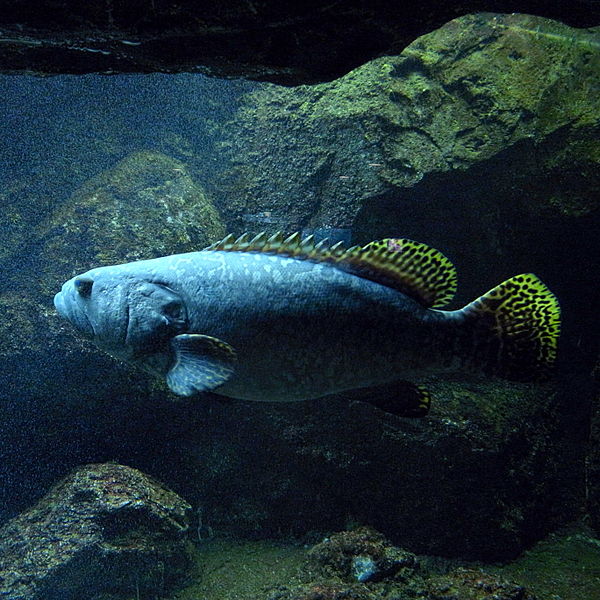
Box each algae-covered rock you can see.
[0,463,193,600]
[425,567,539,600]
[224,13,599,232]
[308,527,417,583]
[266,528,540,600]
[40,150,225,296]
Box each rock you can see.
[0,3,598,83]
[39,150,225,297]
[426,567,539,600]
[308,527,418,582]
[0,75,243,296]
[121,377,584,561]
[225,13,599,230]
[267,528,540,600]
[0,463,193,600]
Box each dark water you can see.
[0,12,599,600]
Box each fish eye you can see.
[74,277,94,297]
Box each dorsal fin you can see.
[204,232,457,308]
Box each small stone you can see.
[351,555,378,582]
[309,527,418,582]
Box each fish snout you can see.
[54,279,95,338]
[53,290,66,317]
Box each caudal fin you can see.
[459,274,560,381]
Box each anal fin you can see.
[344,381,431,418]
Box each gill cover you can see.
[125,282,188,350]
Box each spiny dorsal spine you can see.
[204,231,457,308]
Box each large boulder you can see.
[0,463,193,600]
[39,150,225,297]
[224,14,599,228]
[149,377,585,561]
[0,75,245,292]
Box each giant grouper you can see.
[53,232,561,417]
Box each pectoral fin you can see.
[346,381,431,418]
[166,334,237,396]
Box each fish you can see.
[53,232,560,417]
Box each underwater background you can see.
[0,9,599,600]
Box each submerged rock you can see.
[0,463,193,600]
[225,13,599,231]
[309,527,417,583]
[101,375,582,561]
[40,149,225,297]
[267,528,540,600]
[249,379,583,559]
[426,568,539,600]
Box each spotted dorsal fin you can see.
[204,232,457,308]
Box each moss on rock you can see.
[40,150,225,296]
[0,463,193,599]
[223,13,599,230]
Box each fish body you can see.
[54,233,560,414]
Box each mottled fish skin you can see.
[54,250,461,401]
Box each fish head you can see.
[54,265,188,364]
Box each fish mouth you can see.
[54,285,95,338]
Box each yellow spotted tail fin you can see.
[459,274,561,381]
